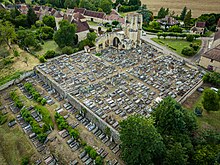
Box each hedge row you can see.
[24,82,47,105]
[10,91,24,109]
[142,27,163,33]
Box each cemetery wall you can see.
[0,71,34,91]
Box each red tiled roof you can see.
[196,22,206,28]
[74,7,86,14]
[73,12,86,20]
[84,10,105,19]
[202,44,220,62]
[72,19,90,33]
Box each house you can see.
[105,10,125,24]
[56,11,90,41]
[199,44,220,73]
[157,16,179,29]
[190,22,206,35]
[73,7,106,23]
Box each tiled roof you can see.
[74,7,86,14]
[196,22,206,28]
[73,12,86,20]
[84,10,105,19]
[202,44,220,62]
[72,19,90,33]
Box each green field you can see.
[152,38,202,57]
[34,40,61,56]
[183,86,220,131]
[0,122,37,164]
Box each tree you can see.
[202,88,219,112]
[120,115,165,165]
[149,21,160,30]
[152,97,197,136]
[139,5,153,23]
[186,34,194,42]
[112,20,119,27]
[168,25,182,33]
[128,0,141,6]
[42,15,56,29]
[64,0,77,8]
[100,0,112,14]
[0,21,16,49]
[184,10,192,26]
[180,6,187,21]
[164,143,188,165]
[14,14,29,28]
[27,6,38,27]
[54,20,77,48]
[86,32,97,42]
[181,47,195,56]
[157,7,168,18]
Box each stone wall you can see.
[0,71,34,91]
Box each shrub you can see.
[34,43,43,51]
[21,157,29,165]
[190,43,199,51]
[39,55,46,63]
[13,50,20,57]
[62,46,74,55]
[3,58,13,65]
[44,50,56,59]
[143,26,163,33]
[181,47,195,56]
[186,34,194,42]
[95,156,103,165]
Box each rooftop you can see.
[202,44,220,62]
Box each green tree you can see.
[112,20,119,27]
[0,21,16,49]
[27,6,38,27]
[64,0,77,8]
[149,21,160,30]
[186,34,194,42]
[202,89,219,112]
[152,97,197,135]
[54,20,77,48]
[164,143,188,165]
[184,9,192,26]
[157,7,169,18]
[95,156,103,165]
[86,32,97,42]
[120,115,165,165]
[100,0,112,14]
[138,5,153,23]
[168,25,182,33]
[180,6,187,21]
[42,15,56,29]
[181,47,195,56]
[14,14,29,28]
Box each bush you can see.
[44,50,56,59]
[186,34,194,42]
[190,43,199,51]
[182,47,195,56]
[13,50,20,57]
[62,46,74,55]
[39,55,46,63]
[202,72,220,87]
[34,43,43,51]
[3,58,13,65]
[21,157,29,165]
[119,5,139,12]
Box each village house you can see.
[157,15,179,29]
[190,22,206,35]
[199,44,220,73]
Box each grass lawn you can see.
[152,38,202,57]
[182,85,220,131]
[34,40,61,56]
[0,119,38,164]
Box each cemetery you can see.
[35,42,203,142]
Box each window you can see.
[210,59,214,62]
